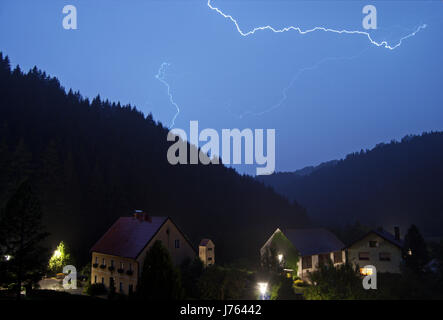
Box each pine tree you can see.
[136,240,183,300]
[403,224,429,274]
[0,180,49,299]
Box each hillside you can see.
[0,53,309,263]
[258,132,443,237]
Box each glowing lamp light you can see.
[53,249,62,259]
[257,282,268,300]
[4,255,11,261]
[277,254,283,263]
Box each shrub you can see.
[85,283,107,296]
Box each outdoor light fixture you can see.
[4,255,11,261]
[257,282,268,300]
[53,249,62,258]
[278,254,283,263]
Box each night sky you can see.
[1,0,442,175]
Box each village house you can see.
[90,210,196,294]
[261,228,346,280]
[199,239,215,267]
[346,227,404,274]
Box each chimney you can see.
[133,210,151,222]
[394,226,400,241]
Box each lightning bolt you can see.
[229,48,370,119]
[207,0,426,50]
[155,62,180,129]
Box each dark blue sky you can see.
[1,0,442,175]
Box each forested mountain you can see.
[258,133,443,237]
[0,53,309,264]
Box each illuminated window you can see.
[360,267,373,276]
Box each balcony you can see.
[117,268,124,274]
[108,266,115,272]
[92,263,98,268]
[99,264,106,269]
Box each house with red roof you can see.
[90,210,196,295]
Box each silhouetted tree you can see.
[0,180,49,299]
[136,240,183,300]
[403,224,429,274]
[180,257,204,299]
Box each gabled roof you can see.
[283,228,345,256]
[199,239,214,247]
[347,229,404,249]
[90,216,168,259]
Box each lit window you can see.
[360,267,373,276]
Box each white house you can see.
[261,228,346,280]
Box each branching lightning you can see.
[155,62,180,129]
[229,48,370,119]
[207,0,426,50]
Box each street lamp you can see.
[53,249,62,259]
[257,282,268,300]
